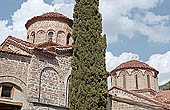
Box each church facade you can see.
[0,12,72,110]
[0,12,170,110]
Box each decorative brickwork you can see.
[27,20,72,45]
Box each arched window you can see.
[48,32,53,41]
[0,83,14,99]
[67,33,71,45]
[135,74,138,89]
[27,35,29,39]
[31,32,35,43]
[123,74,126,89]
[147,75,150,88]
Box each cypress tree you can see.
[69,0,108,109]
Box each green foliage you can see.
[162,81,170,90]
[69,0,108,109]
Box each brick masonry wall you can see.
[27,20,73,45]
[0,52,31,110]
[27,53,72,109]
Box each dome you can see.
[111,60,159,74]
[25,12,73,30]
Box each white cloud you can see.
[106,51,139,72]
[0,0,74,43]
[54,3,74,19]
[0,0,169,44]
[0,0,55,42]
[99,0,170,43]
[146,51,170,85]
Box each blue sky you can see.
[0,0,170,85]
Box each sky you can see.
[0,0,170,86]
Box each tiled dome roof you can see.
[111,60,159,74]
[25,12,73,29]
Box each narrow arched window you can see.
[147,75,150,88]
[27,35,29,39]
[123,74,126,89]
[31,32,35,43]
[135,74,138,89]
[67,33,71,45]
[48,32,53,41]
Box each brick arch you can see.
[0,76,26,91]
[144,70,154,77]
[36,30,46,43]
[39,67,59,105]
[57,30,66,45]
[117,70,129,77]
[131,69,143,76]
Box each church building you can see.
[0,12,72,110]
[0,12,170,110]
[107,60,170,110]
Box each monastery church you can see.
[0,12,169,110]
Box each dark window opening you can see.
[31,32,35,43]
[147,75,150,88]
[27,35,29,39]
[48,32,53,41]
[1,86,13,98]
[123,74,126,89]
[135,74,138,89]
[67,33,71,45]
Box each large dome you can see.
[111,60,158,74]
[25,12,73,29]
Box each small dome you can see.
[25,12,73,29]
[111,60,158,74]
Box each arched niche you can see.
[30,31,35,43]
[132,69,146,89]
[36,30,46,43]
[57,31,65,45]
[66,33,71,45]
[39,67,59,105]
[117,70,129,89]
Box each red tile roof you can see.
[1,36,72,57]
[109,86,170,109]
[25,12,73,30]
[111,60,159,74]
[35,41,72,48]
[155,90,170,104]
[106,71,111,77]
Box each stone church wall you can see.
[27,53,72,109]
[0,52,31,110]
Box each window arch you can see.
[27,35,29,39]
[31,31,35,43]
[0,82,22,99]
[57,31,65,45]
[39,67,59,104]
[66,33,71,45]
[123,74,126,89]
[48,32,53,41]
[147,75,150,88]
[135,74,138,89]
